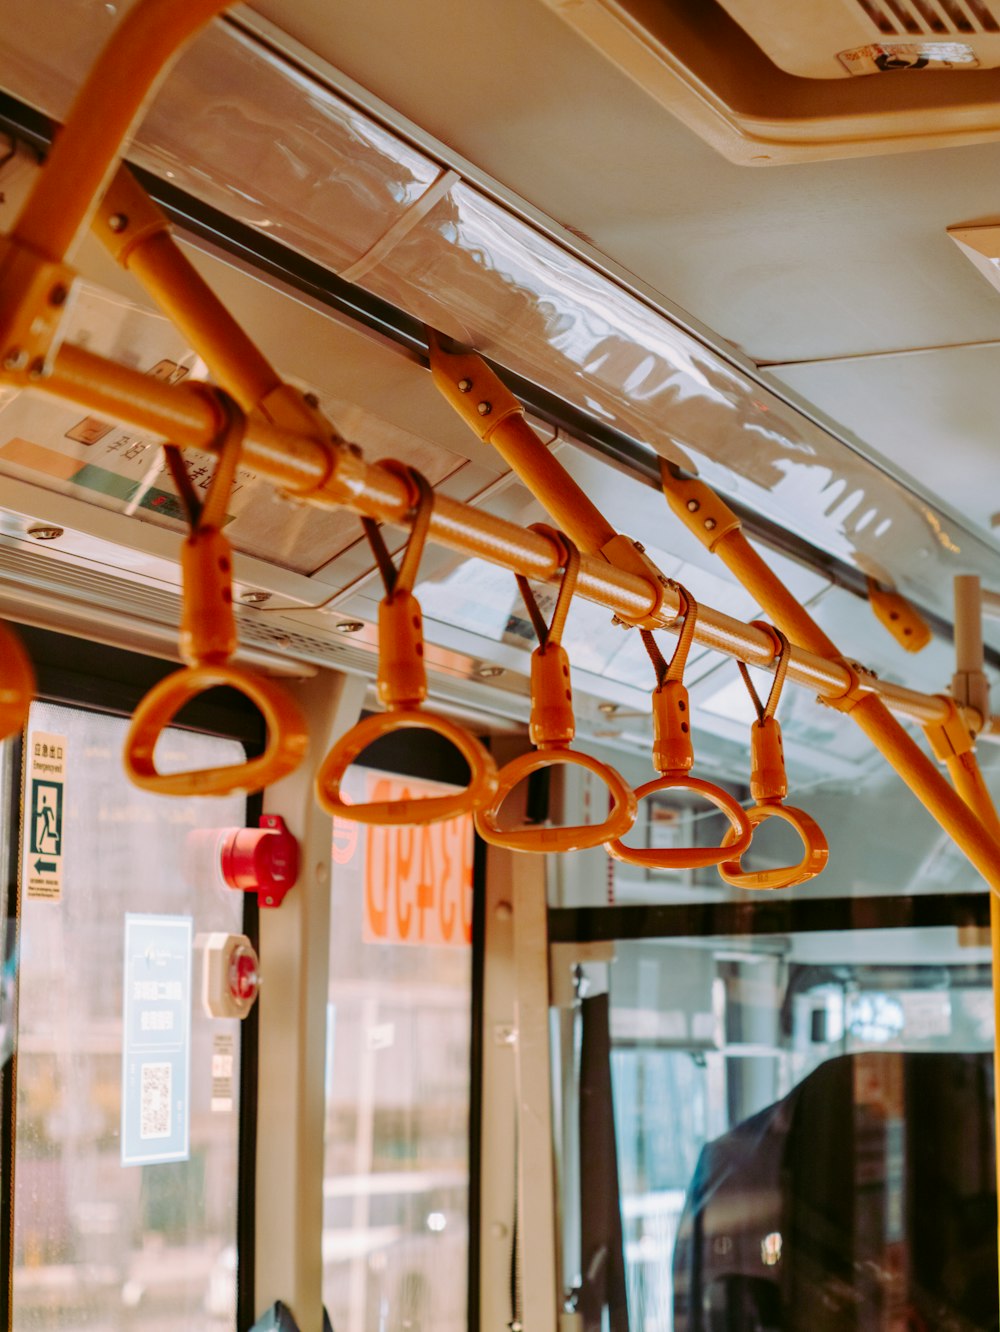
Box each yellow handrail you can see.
[427,338,1000,894]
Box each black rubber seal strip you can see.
[548,892,991,943]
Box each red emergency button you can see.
[219,813,300,908]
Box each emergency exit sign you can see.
[26,731,66,901]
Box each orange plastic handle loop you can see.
[124,662,310,796]
[606,773,752,869]
[126,399,310,796]
[475,747,637,852]
[717,802,830,890]
[0,621,36,741]
[315,709,498,826]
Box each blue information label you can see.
[121,913,192,1167]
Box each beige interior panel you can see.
[770,345,1000,539]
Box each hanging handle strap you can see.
[737,621,791,726]
[316,462,499,826]
[640,582,698,689]
[478,527,636,850]
[360,461,434,604]
[517,525,580,750]
[608,585,753,868]
[718,621,829,890]
[735,622,791,805]
[124,398,309,796]
[176,398,245,667]
[515,524,579,652]
[362,464,435,710]
[475,748,637,854]
[643,585,698,777]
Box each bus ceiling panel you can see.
[770,346,1000,552]
[0,14,998,629]
[240,0,1000,363]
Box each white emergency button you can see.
[202,932,260,1019]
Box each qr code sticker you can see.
[140,1062,172,1140]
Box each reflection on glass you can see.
[324,768,473,1332]
[13,703,245,1331]
[602,931,998,1331]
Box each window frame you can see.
[3,623,264,1332]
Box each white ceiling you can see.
[249,0,1000,545]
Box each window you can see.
[598,920,997,1332]
[13,701,248,1331]
[323,766,475,1332]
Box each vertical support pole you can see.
[254,670,365,1331]
[947,575,1000,1308]
[553,1002,581,1315]
[479,841,518,1331]
[512,852,560,1332]
[953,574,991,725]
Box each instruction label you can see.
[211,1032,235,1113]
[121,914,192,1166]
[26,732,66,901]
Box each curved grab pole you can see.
[0,621,36,741]
[475,527,637,852]
[316,465,498,825]
[606,587,752,869]
[13,0,233,264]
[124,402,309,795]
[718,624,830,890]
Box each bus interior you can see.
[2,2,1000,1330]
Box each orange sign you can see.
[332,773,474,947]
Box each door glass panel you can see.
[324,767,474,1332]
[568,918,998,1331]
[14,701,247,1331]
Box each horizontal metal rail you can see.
[33,341,993,736]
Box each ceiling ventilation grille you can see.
[857,0,999,34]
[0,539,533,733]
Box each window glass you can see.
[324,767,474,1332]
[585,922,998,1331]
[604,741,1000,908]
[13,701,247,1331]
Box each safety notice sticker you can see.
[26,732,66,901]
